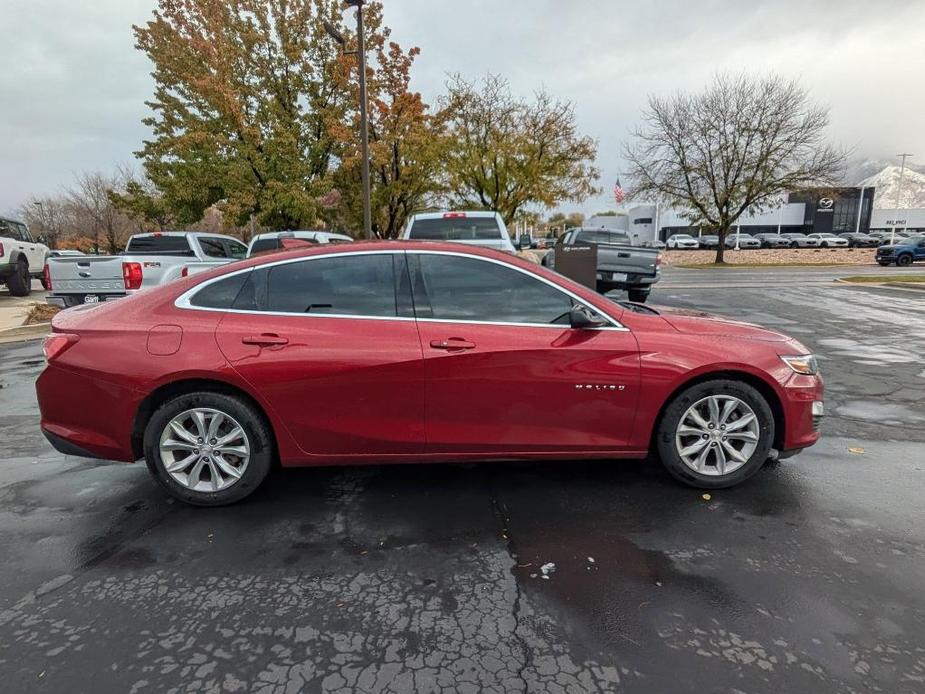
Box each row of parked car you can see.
[659,230,911,250]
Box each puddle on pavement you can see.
[817,337,920,365]
[836,400,925,426]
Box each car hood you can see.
[653,305,792,343]
[876,244,908,252]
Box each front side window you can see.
[249,238,281,255]
[199,237,230,258]
[225,239,247,259]
[415,254,575,325]
[266,254,397,317]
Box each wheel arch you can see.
[648,369,786,453]
[132,377,280,462]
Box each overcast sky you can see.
[2,0,924,218]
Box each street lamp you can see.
[891,153,913,243]
[323,1,372,240]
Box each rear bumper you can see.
[47,293,127,308]
[36,364,139,462]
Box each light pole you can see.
[323,1,372,240]
[33,201,46,243]
[892,153,913,243]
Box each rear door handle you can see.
[242,334,289,346]
[430,338,476,351]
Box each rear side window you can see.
[266,254,397,317]
[190,271,254,309]
[408,217,501,241]
[126,235,193,255]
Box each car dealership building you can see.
[587,187,925,243]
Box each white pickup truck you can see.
[45,232,247,308]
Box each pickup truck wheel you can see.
[143,392,273,506]
[6,258,31,296]
[627,288,649,303]
[596,281,619,294]
[656,379,774,489]
[896,254,913,267]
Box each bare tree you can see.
[67,172,131,254]
[623,73,846,263]
[21,196,68,249]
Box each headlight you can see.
[781,355,819,375]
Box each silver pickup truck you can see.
[542,228,661,302]
[46,232,247,307]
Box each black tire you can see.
[627,288,649,303]
[7,258,31,296]
[143,391,274,506]
[790,242,798,248]
[655,379,775,489]
[896,254,913,267]
[596,281,618,294]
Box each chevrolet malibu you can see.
[37,243,823,506]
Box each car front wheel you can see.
[143,391,274,506]
[656,379,774,489]
[897,254,913,267]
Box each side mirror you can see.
[569,305,607,329]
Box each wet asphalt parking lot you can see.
[1,266,925,693]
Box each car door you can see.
[14,223,43,269]
[409,251,641,455]
[210,251,425,456]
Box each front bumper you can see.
[780,373,824,453]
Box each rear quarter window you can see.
[189,271,256,310]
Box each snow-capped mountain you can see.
[858,165,925,209]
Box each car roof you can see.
[132,231,244,241]
[409,210,498,220]
[250,230,353,242]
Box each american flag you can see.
[613,178,626,205]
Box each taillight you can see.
[42,333,79,362]
[122,261,143,290]
[443,212,466,219]
[0,243,5,258]
[43,263,52,290]
[180,266,189,278]
[656,253,663,266]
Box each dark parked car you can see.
[697,235,720,250]
[837,232,879,248]
[725,233,761,249]
[876,235,925,267]
[37,242,823,505]
[754,233,791,249]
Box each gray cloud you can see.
[2,0,923,216]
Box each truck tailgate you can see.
[596,246,659,275]
[47,257,126,295]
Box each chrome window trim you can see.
[173,248,627,331]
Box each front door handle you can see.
[242,334,289,346]
[430,338,476,351]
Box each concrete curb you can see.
[0,322,51,344]
[834,278,925,292]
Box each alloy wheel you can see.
[158,408,250,492]
[675,395,760,476]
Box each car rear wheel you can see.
[897,254,913,267]
[656,379,774,489]
[143,391,273,506]
[7,258,31,296]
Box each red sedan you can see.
[36,242,823,506]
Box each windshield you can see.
[408,217,502,240]
[574,230,630,245]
